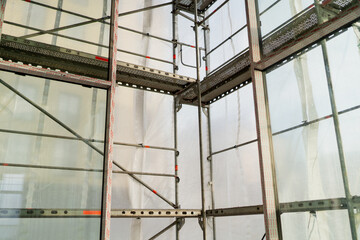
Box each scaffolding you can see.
[0,0,359,239]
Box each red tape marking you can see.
[83,210,101,215]
[173,54,176,59]
[191,45,195,48]
[2,163,8,166]
[146,56,151,59]
[25,0,31,2]
[95,56,109,62]
[152,190,157,194]
[175,165,178,171]
[205,66,208,71]
[144,145,150,148]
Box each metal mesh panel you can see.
[262,9,318,56]
[182,51,250,101]
[0,35,192,93]
[178,0,218,11]
[323,0,353,8]
[181,0,359,104]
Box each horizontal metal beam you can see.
[114,141,178,154]
[273,104,360,136]
[208,139,257,159]
[0,59,111,89]
[2,198,358,218]
[281,196,360,213]
[0,128,104,143]
[0,208,201,218]
[113,170,178,179]
[206,197,360,217]
[112,209,201,218]
[0,162,102,173]
[0,208,101,218]
[206,205,263,217]
[0,162,178,179]
[0,129,182,156]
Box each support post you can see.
[203,15,215,238]
[0,0,6,40]
[313,2,358,238]
[194,1,207,239]
[320,39,358,240]
[245,0,282,239]
[206,107,216,240]
[174,96,180,239]
[0,0,7,41]
[101,0,119,239]
[172,2,180,239]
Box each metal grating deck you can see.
[0,34,195,94]
[177,0,219,13]
[179,0,359,105]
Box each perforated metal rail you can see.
[0,208,202,218]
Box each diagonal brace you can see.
[20,2,173,39]
[0,78,176,208]
[148,218,185,240]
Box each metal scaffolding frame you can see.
[0,0,359,239]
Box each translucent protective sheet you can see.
[111,85,213,239]
[265,29,359,238]
[214,215,265,240]
[0,72,106,239]
[281,210,352,239]
[210,84,264,238]
[325,25,360,236]
[259,0,313,36]
[207,0,248,72]
[4,0,111,57]
[0,218,101,240]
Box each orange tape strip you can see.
[83,210,101,215]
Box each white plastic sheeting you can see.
[210,84,265,240]
[0,71,107,240]
[1,0,360,239]
[266,24,360,239]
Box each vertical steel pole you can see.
[84,0,109,209]
[172,1,179,74]
[320,40,358,240]
[313,3,358,239]
[194,1,207,239]
[101,0,119,239]
[173,96,180,240]
[0,0,6,40]
[322,40,358,240]
[51,0,63,45]
[245,0,282,239]
[206,106,216,240]
[172,2,180,238]
[202,15,216,240]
